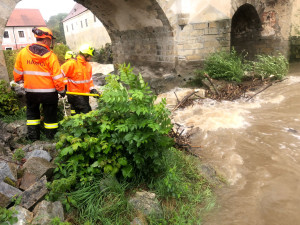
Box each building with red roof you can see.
[2,8,46,50]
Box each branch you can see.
[204,73,220,96]
[172,91,198,112]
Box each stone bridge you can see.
[0,0,299,86]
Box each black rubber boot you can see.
[27,125,40,141]
[45,129,57,140]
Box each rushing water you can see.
[171,63,300,225]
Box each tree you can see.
[46,13,68,44]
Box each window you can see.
[66,25,68,32]
[4,31,9,38]
[85,19,88,27]
[81,21,83,28]
[72,24,74,30]
[18,31,24,38]
[94,15,97,22]
[5,47,12,50]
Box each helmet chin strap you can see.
[50,39,54,50]
[84,54,90,61]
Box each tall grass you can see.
[67,177,133,225]
[148,148,215,224]
[59,148,215,224]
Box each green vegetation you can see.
[149,148,214,224]
[46,64,214,224]
[0,80,20,118]
[252,54,289,80]
[12,148,25,161]
[0,106,26,123]
[0,207,18,225]
[51,217,71,225]
[53,63,173,183]
[53,44,71,65]
[3,49,19,81]
[92,43,113,64]
[189,50,289,86]
[203,49,247,82]
[47,13,68,44]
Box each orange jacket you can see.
[61,55,95,93]
[13,43,65,93]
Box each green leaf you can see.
[117,157,128,166]
[121,165,133,178]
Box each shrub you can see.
[0,207,18,224]
[92,43,113,64]
[3,49,20,81]
[53,44,71,65]
[53,64,173,185]
[204,49,247,82]
[0,80,20,117]
[252,53,289,80]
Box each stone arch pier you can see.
[0,0,299,85]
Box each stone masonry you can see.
[0,0,299,83]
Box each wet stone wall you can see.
[289,36,300,61]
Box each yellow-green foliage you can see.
[0,80,20,117]
[3,49,19,81]
[53,44,71,65]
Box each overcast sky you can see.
[16,0,76,21]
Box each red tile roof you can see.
[63,3,88,22]
[6,9,46,27]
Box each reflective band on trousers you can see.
[71,110,76,114]
[14,68,23,75]
[44,122,58,129]
[27,119,40,125]
[68,78,92,84]
[25,88,56,92]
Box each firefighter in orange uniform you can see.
[63,51,76,88]
[13,27,66,140]
[62,51,76,115]
[61,44,99,114]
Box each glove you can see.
[58,90,66,98]
[90,89,100,99]
[90,89,99,95]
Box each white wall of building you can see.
[63,10,111,52]
[2,26,36,50]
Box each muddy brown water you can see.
[172,63,300,225]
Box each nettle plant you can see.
[54,64,173,184]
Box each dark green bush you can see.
[0,80,20,117]
[3,49,20,81]
[204,49,247,82]
[92,43,113,64]
[53,44,71,65]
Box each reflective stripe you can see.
[44,123,58,129]
[89,87,95,90]
[14,68,23,75]
[53,74,63,80]
[27,119,40,125]
[68,78,92,84]
[25,88,56,93]
[71,110,76,114]
[23,71,51,76]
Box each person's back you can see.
[13,27,65,140]
[62,44,99,114]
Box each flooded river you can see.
[172,63,300,225]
